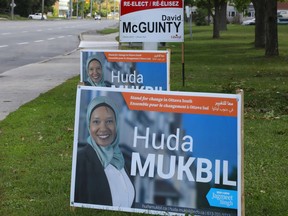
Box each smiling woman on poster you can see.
[84,56,106,86]
[74,96,135,207]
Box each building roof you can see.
[278,2,288,10]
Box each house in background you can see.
[227,2,259,23]
[229,2,288,22]
[277,2,288,18]
[189,2,288,24]
[186,2,255,24]
[53,0,70,17]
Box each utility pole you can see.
[41,0,44,20]
[70,0,73,19]
[90,0,93,18]
[82,0,84,19]
[76,0,79,18]
[11,0,15,20]
[106,0,108,18]
[113,0,115,19]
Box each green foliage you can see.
[0,24,287,216]
[169,25,288,214]
[0,13,11,19]
[96,0,105,4]
[194,8,208,26]
[169,25,288,116]
[98,28,119,34]
[231,0,251,13]
[13,0,57,17]
[0,0,10,10]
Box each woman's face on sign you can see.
[89,106,116,147]
[88,59,102,84]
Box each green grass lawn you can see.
[0,24,287,216]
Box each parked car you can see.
[241,18,255,25]
[277,10,288,18]
[95,14,101,20]
[278,17,288,25]
[28,13,47,20]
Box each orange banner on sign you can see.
[104,51,167,63]
[122,92,238,117]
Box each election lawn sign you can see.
[70,86,243,216]
[80,50,170,90]
[120,0,184,42]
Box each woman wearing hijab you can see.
[84,56,106,86]
[75,96,135,207]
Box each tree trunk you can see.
[265,0,279,56]
[213,0,220,38]
[219,1,227,31]
[252,0,265,48]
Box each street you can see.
[0,19,118,74]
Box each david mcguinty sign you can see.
[120,0,184,42]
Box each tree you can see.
[238,0,280,56]
[212,0,228,38]
[219,1,227,30]
[194,8,209,25]
[192,0,281,56]
[13,0,57,17]
[212,0,221,38]
[265,0,279,56]
[251,0,265,48]
[96,0,106,16]
[196,0,213,25]
[232,0,250,12]
[252,0,279,56]
[196,0,228,38]
[0,0,9,10]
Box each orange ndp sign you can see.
[122,92,238,117]
[104,51,167,63]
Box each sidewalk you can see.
[0,32,119,121]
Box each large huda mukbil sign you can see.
[70,86,243,216]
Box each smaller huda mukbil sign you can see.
[70,86,243,216]
[80,49,170,90]
[120,0,184,42]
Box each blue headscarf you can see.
[85,55,105,86]
[86,96,124,170]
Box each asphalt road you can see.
[0,19,118,74]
